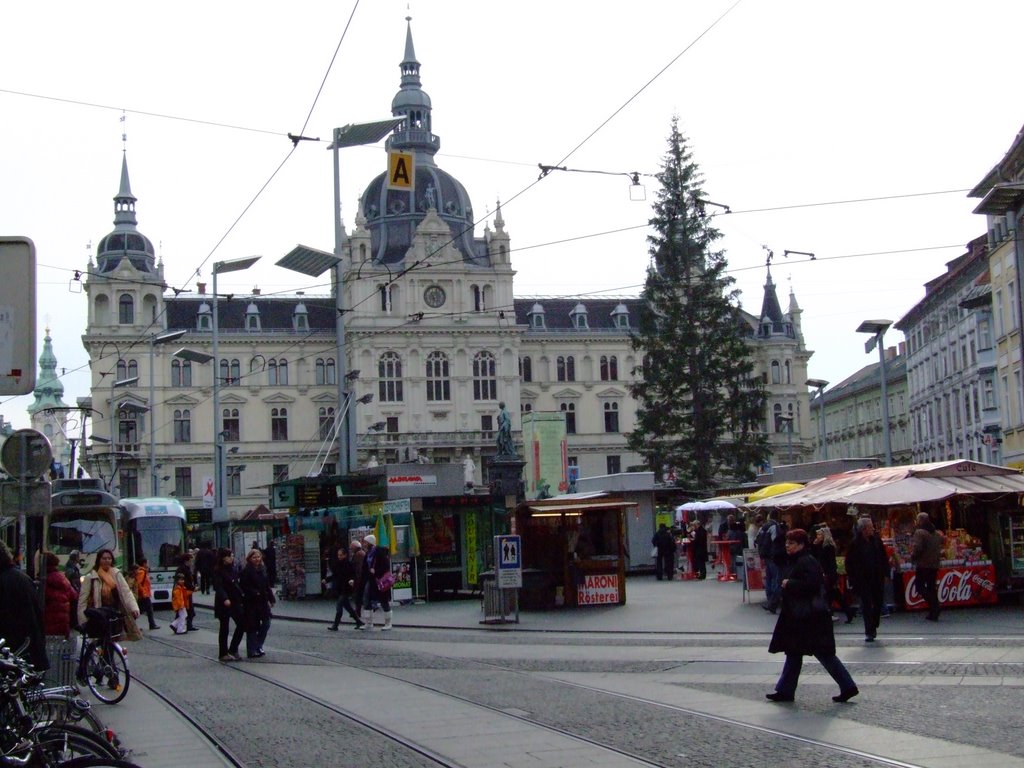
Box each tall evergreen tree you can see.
[628,118,769,489]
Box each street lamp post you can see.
[856,320,893,466]
[277,118,406,477]
[210,257,260,523]
[148,329,187,495]
[805,378,829,461]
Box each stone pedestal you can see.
[486,455,525,500]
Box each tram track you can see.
[141,629,943,768]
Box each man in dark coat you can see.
[911,512,944,621]
[845,516,889,642]
[0,541,48,671]
[766,529,857,703]
[651,524,677,581]
[195,544,216,595]
[325,545,363,630]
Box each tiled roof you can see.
[166,296,336,332]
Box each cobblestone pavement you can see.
[119,615,1024,768]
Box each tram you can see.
[119,497,187,605]
[46,479,121,578]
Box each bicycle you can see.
[0,646,139,768]
[76,614,130,705]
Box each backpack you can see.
[770,521,788,562]
[755,522,774,561]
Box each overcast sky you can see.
[2,1,1022,431]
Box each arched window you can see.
[316,358,337,386]
[557,355,576,382]
[173,409,191,443]
[378,352,403,402]
[267,359,288,386]
[784,359,792,384]
[116,359,128,381]
[318,407,336,439]
[222,409,240,442]
[771,360,781,384]
[472,285,483,312]
[519,356,532,382]
[560,402,576,434]
[773,403,784,432]
[127,360,138,379]
[473,351,497,401]
[600,355,618,381]
[271,408,288,441]
[118,294,134,324]
[171,359,192,388]
[379,284,393,313]
[603,401,620,433]
[425,352,450,401]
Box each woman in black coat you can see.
[766,528,858,704]
[212,549,245,661]
[239,549,275,658]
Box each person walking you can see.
[651,523,677,581]
[912,512,944,621]
[64,549,82,588]
[350,540,366,625]
[134,558,159,630]
[212,549,245,660]
[766,529,859,704]
[757,511,788,613]
[173,552,198,631]
[812,526,854,623]
[845,517,889,642]
[195,544,216,595]
[358,534,393,631]
[325,545,363,630]
[78,548,142,642]
[0,541,48,671]
[240,548,275,657]
[169,573,190,634]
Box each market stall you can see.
[747,460,1024,608]
[514,494,635,608]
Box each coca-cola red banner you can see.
[901,564,998,611]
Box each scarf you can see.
[97,567,118,606]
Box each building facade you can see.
[80,20,814,517]
[969,123,1024,469]
[895,237,1003,464]
[809,348,911,465]
[28,328,71,476]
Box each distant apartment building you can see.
[809,348,910,465]
[895,236,1002,464]
[969,123,1024,469]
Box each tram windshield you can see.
[128,516,184,569]
[46,512,117,555]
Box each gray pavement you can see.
[88,574,1024,767]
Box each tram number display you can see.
[577,573,619,605]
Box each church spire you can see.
[95,151,157,273]
[28,327,67,415]
[114,152,138,228]
[759,265,785,325]
[386,16,440,160]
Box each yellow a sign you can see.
[388,152,414,190]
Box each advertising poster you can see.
[418,511,458,569]
[522,411,568,498]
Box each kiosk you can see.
[514,494,634,609]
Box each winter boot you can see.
[381,610,393,631]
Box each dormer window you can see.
[570,303,588,329]
[611,303,630,329]
[197,302,212,331]
[246,302,260,332]
[529,303,546,329]
[293,302,308,331]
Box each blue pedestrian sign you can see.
[495,534,522,588]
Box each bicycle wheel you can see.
[35,723,123,761]
[24,692,104,732]
[81,641,130,705]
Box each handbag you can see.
[650,546,659,558]
[377,570,396,591]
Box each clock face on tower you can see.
[423,285,446,308]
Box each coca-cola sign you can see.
[902,565,998,610]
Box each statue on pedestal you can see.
[496,402,516,458]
